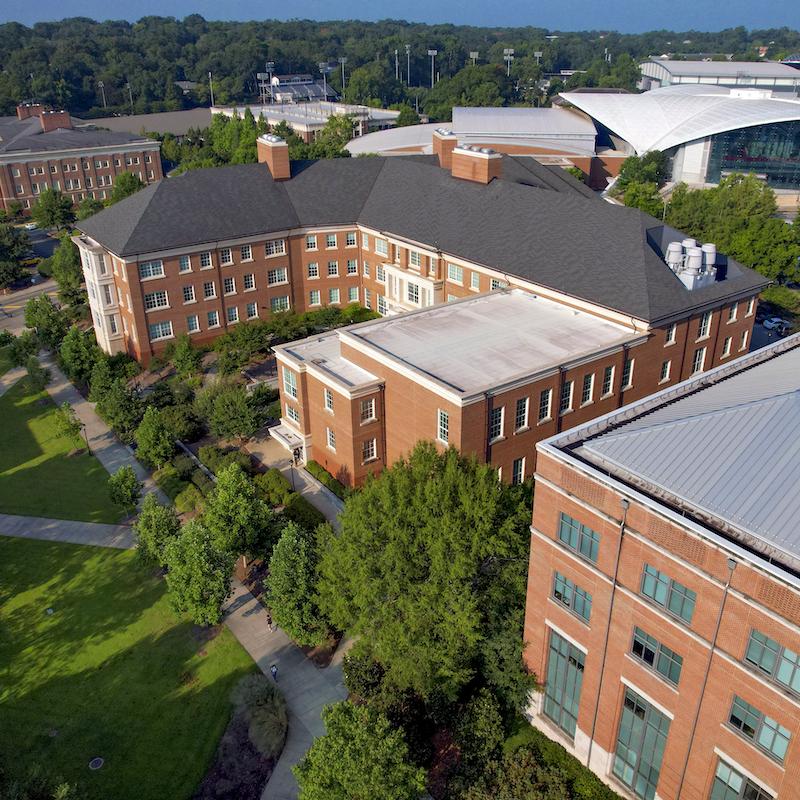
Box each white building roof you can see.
[641,58,800,79]
[216,102,400,131]
[561,84,800,155]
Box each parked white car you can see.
[24,222,38,230]
[763,318,790,334]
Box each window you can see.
[489,406,504,441]
[147,170,154,179]
[490,278,507,291]
[12,168,19,177]
[409,250,421,268]
[220,248,233,265]
[660,360,671,382]
[362,233,370,250]
[139,260,164,279]
[324,388,334,412]
[265,239,285,256]
[722,337,732,357]
[244,274,255,290]
[364,289,371,309]
[728,696,790,761]
[745,628,800,695]
[711,759,773,800]
[741,330,749,351]
[631,627,683,685]
[283,367,298,399]
[640,563,696,623]
[612,688,670,800]
[698,311,712,339]
[471,272,480,290]
[286,404,299,425]
[376,265,386,282]
[203,281,216,299]
[363,262,370,278]
[448,263,463,283]
[224,277,235,295]
[347,391,373,427]
[28,167,35,175]
[377,294,387,315]
[327,261,338,277]
[437,409,449,443]
[552,571,592,621]
[602,365,615,396]
[187,315,199,333]
[85,177,93,188]
[308,262,319,279]
[558,512,600,563]
[149,320,173,341]
[728,303,738,323]
[97,254,106,275]
[515,396,530,431]
[102,285,112,306]
[329,288,340,304]
[543,631,585,738]
[692,347,706,375]
[512,457,526,485]
[362,438,376,462]
[348,286,359,303]
[117,287,124,305]
[327,427,336,451]
[144,290,168,311]
[240,245,252,261]
[407,282,420,305]
[114,159,121,167]
[581,373,594,405]
[306,235,317,250]
[375,238,388,257]
[108,315,118,334]
[226,306,238,323]
[182,285,195,303]
[200,252,212,268]
[310,290,321,306]
[50,165,58,173]
[268,267,287,285]
[207,310,219,327]
[346,232,357,247]
[536,390,552,423]
[246,302,257,319]
[347,259,358,275]
[747,297,756,316]
[179,255,191,273]
[621,358,634,389]
[146,155,151,163]
[326,233,337,248]
[560,380,574,414]
[15,185,22,194]
[270,296,290,312]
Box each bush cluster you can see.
[305,460,348,499]
[282,492,327,529]
[175,484,205,514]
[153,464,190,501]
[198,444,253,475]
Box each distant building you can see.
[259,74,338,104]
[523,334,800,800]
[0,104,163,215]
[638,58,800,93]
[89,108,212,141]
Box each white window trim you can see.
[712,749,778,798]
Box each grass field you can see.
[0,345,12,376]
[0,537,257,799]
[0,380,122,522]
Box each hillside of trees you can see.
[1,17,799,120]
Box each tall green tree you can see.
[59,325,97,383]
[96,379,142,442]
[317,441,533,700]
[24,295,69,350]
[107,171,145,205]
[135,406,176,468]
[76,197,104,220]
[107,464,143,516]
[31,188,75,230]
[50,230,84,306]
[52,401,83,448]
[25,356,51,398]
[208,383,259,441]
[134,493,181,565]
[172,331,203,377]
[293,702,426,800]
[8,330,39,367]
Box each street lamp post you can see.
[405,45,411,86]
[503,48,515,76]
[98,80,106,108]
[81,423,92,456]
[428,50,438,89]
[208,72,214,107]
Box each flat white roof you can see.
[279,334,379,389]
[453,106,596,138]
[216,102,399,130]
[641,58,800,78]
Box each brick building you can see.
[523,335,800,800]
[0,104,163,215]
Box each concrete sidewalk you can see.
[39,353,170,507]
[0,366,25,398]
[0,513,134,548]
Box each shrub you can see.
[305,460,348,500]
[153,464,189,502]
[282,492,327,529]
[198,444,253,475]
[161,404,203,442]
[761,285,799,314]
[253,468,292,506]
[171,452,196,480]
[37,257,53,278]
[342,644,386,700]
[175,484,205,514]
[0,330,14,347]
[231,673,288,760]
[191,470,216,497]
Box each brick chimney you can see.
[40,110,72,132]
[16,103,43,120]
[432,127,458,171]
[451,145,502,185]
[257,134,291,181]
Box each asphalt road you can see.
[0,278,59,337]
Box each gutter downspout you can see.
[675,557,738,800]
[586,497,630,770]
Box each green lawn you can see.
[0,537,257,799]
[0,380,122,522]
[0,345,12,376]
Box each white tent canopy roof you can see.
[561,84,800,155]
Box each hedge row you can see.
[154,464,190,502]
[198,444,253,476]
[253,468,293,506]
[305,460,347,500]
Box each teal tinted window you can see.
[558,512,600,563]
[543,631,585,738]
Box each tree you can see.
[395,105,421,127]
[108,464,143,517]
[25,356,51,398]
[31,188,75,230]
[96,379,142,442]
[202,463,279,559]
[208,383,259,440]
[59,325,97,383]
[50,231,84,306]
[293,702,426,800]
[106,171,145,205]
[0,223,31,262]
[164,519,235,626]
[24,294,69,350]
[317,441,533,700]
[0,259,22,290]
[172,331,203,377]
[462,749,570,800]
[623,181,665,218]
[76,197,105,220]
[6,201,22,220]
[133,492,181,565]
[8,330,39,367]
[135,406,176,468]
[88,357,115,403]
[267,523,330,646]
[614,151,667,196]
[52,401,83,448]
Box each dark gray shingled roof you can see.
[77,153,767,323]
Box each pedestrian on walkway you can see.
[266,611,274,632]
[270,664,278,682]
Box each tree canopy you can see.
[107,171,145,205]
[31,188,75,229]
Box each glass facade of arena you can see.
[707,120,800,188]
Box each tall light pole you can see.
[470,51,479,66]
[319,63,328,100]
[395,49,399,81]
[208,72,214,107]
[405,45,411,86]
[428,49,437,89]
[338,56,348,91]
[534,50,542,65]
[503,48,515,76]
[126,82,134,113]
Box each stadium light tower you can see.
[428,50,438,88]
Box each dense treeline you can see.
[1,17,799,118]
